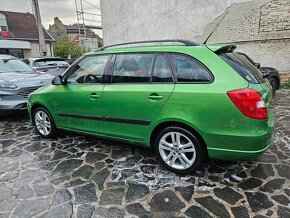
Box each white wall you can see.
[100,0,290,72]
[23,41,53,58]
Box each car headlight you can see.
[0,83,17,89]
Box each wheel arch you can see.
[149,120,208,155]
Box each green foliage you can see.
[53,36,82,58]
[281,80,290,89]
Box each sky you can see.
[1,0,102,36]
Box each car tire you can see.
[268,78,278,96]
[33,107,56,138]
[154,126,206,174]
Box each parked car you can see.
[22,57,70,76]
[0,55,53,115]
[28,40,274,174]
[237,52,280,95]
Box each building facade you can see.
[0,11,54,58]
[100,0,290,73]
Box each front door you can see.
[51,55,110,134]
[102,53,175,141]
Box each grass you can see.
[281,80,290,89]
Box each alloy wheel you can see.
[34,110,51,136]
[158,131,196,170]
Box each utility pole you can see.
[32,0,47,57]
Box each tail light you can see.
[227,88,267,119]
[39,68,49,73]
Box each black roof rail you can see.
[95,39,199,51]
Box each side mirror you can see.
[52,76,63,85]
[254,63,261,68]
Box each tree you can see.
[53,36,82,58]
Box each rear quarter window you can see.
[219,52,266,84]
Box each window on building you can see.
[0,13,8,32]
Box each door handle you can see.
[148,94,163,100]
[90,93,100,99]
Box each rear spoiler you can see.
[206,44,237,54]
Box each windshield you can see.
[219,52,265,84]
[34,59,69,67]
[0,58,35,73]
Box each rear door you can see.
[102,53,175,141]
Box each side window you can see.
[112,53,153,83]
[171,54,212,82]
[66,55,109,84]
[152,55,173,82]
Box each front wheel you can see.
[33,107,56,138]
[154,126,206,174]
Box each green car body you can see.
[28,42,274,173]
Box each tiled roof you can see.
[0,10,53,41]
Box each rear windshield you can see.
[219,52,265,84]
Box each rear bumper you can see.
[204,110,275,160]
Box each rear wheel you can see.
[154,126,205,174]
[33,107,56,138]
[268,78,278,96]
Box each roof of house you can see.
[0,10,54,41]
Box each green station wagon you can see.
[28,40,274,174]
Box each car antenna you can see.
[203,10,229,44]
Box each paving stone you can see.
[0,212,10,218]
[126,203,150,218]
[64,178,87,187]
[0,162,19,171]
[53,189,72,205]
[0,186,12,202]
[34,184,54,197]
[245,192,273,212]
[117,155,143,167]
[111,169,139,181]
[0,171,19,182]
[271,195,290,206]
[39,203,73,218]
[185,206,213,218]
[126,181,149,201]
[94,161,105,170]
[13,198,50,217]
[285,189,290,196]
[140,165,155,174]
[92,168,110,190]
[213,187,243,205]
[99,188,124,205]
[77,204,94,218]
[208,165,226,174]
[250,164,275,179]
[85,152,107,164]
[149,190,185,212]
[275,165,290,179]
[73,165,94,179]
[0,198,19,211]
[107,182,125,189]
[95,207,125,218]
[175,185,194,202]
[13,185,33,199]
[53,159,83,175]
[231,206,250,218]
[74,183,98,204]
[51,150,70,160]
[195,196,230,217]
[24,143,47,152]
[277,206,290,218]
[261,178,286,193]
[238,178,263,190]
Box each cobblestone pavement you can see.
[0,90,289,218]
